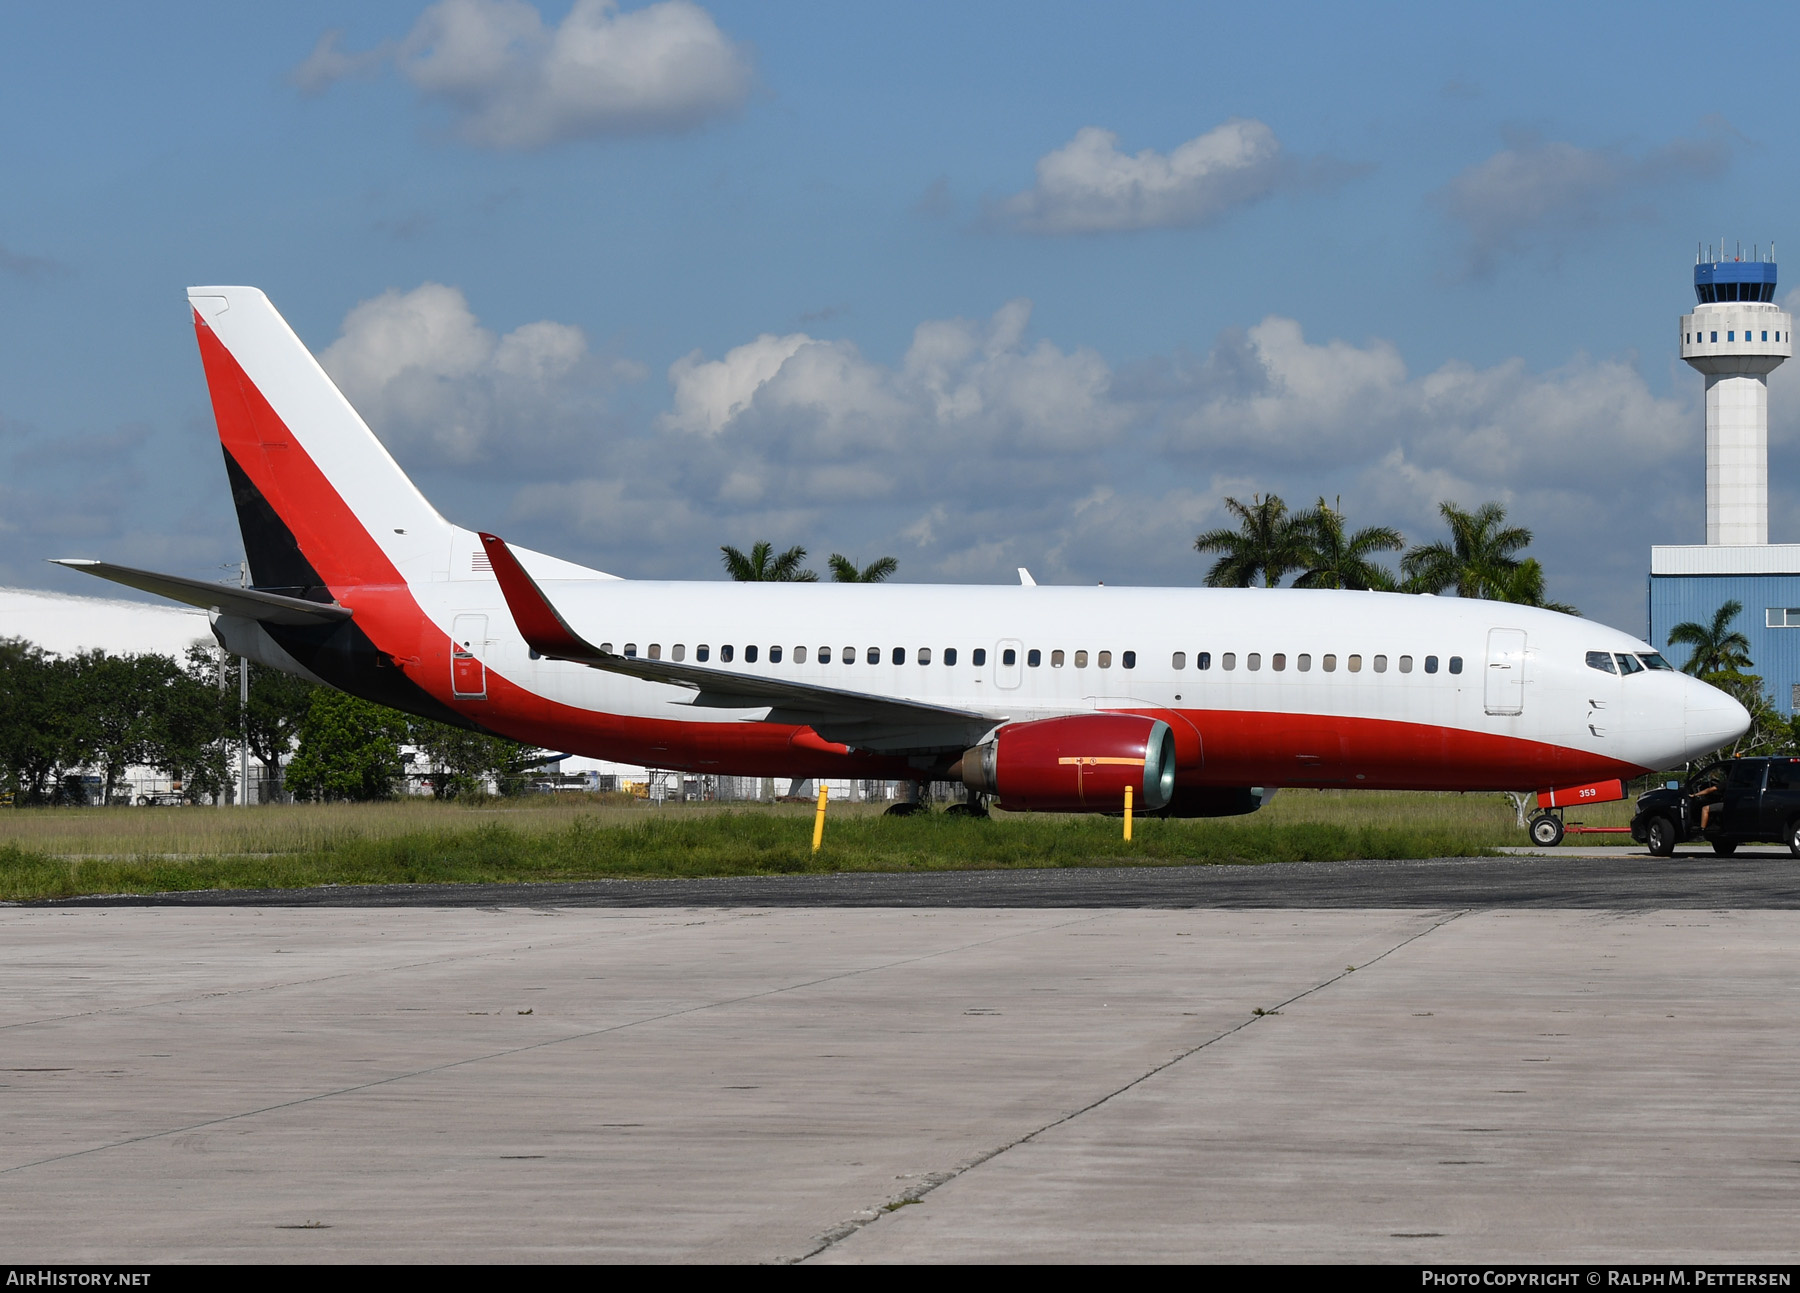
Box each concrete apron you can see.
[0,906,1795,1264]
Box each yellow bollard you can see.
[812,783,829,853]
[1123,783,1133,842]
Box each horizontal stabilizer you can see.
[50,559,353,626]
[478,532,995,752]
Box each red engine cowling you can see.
[957,714,1176,813]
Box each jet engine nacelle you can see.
[956,714,1176,813]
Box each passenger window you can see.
[1098,651,1112,668]
[1123,651,1136,669]
[973,648,986,666]
[867,647,880,665]
[1247,653,1260,671]
[1399,655,1413,673]
[1222,653,1236,670]
[843,647,854,665]
[672,644,686,662]
[1424,655,1437,674]
[1449,656,1463,674]
[919,647,932,665]
[769,646,782,664]
[893,647,905,665]
[1322,654,1337,672]
[745,645,759,663]
[1271,653,1285,671]
[697,645,709,662]
[1051,649,1064,667]
[1172,652,1186,670]
[600,642,614,653]
[1002,648,1016,666]
[721,645,734,663]
[1297,653,1311,671]
[1075,650,1089,667]
[1348,654,1363,673]
[624,643,638,657]
[818,646,831,664]
[648,644,662,660]
[1615,652,1644,675]
[1197,652,1211,670]
[945,648,958,666]
[1373,655,1387,673]
[1586,651,1618,674]
[794,646,807,664]
[1027,649,1040,667]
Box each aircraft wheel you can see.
[944,802,989,819]
[1644,815,1677,857]
[1528,814,1564,847]
[1712,838,1738,856]
[884,801,926,818]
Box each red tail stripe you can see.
[192,311,401,592]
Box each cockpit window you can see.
[1638,652,1674,671]
[1586,651,1618,674]
[1615,652,1645,675]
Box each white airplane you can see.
[56,286,1749,818]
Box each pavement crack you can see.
[794,907,1468,1263]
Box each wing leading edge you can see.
[477,533,998,754]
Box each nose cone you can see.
[1685,680,1752,757]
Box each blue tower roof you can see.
[1695,259,1777,304]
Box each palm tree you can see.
[1194,494,1309,588]
[1292,497,1403,591]
[1667,600,1753,677]
[828,553,898,583]
[1490,558,1579,616]
[719,541,817,582]
[1401,501,1533,600]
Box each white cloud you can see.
[1435,126,1732,274]
[662,299,1125,452]
[320,282,603,464]
[662,333,812,434]
[290,29,394,95]
[995,120,1289,235]
[296,1,753,148]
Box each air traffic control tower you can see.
[1650,245,1800,711]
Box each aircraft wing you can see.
[50,559,353,626]
[479,533,997,754]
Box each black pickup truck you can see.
[1630,757,1800,856]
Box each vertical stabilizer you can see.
[188,287,452,593]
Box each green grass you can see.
[0,791,1532,901]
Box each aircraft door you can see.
[451,613,489,699]
[995,638,1023,689]
[1722,759,1766,835]
[1484,628,1526,716]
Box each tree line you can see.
[723,498,1572,610]
[0,638,542,806]
[1193,495,1575,612]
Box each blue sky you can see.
[2,1,1795,634]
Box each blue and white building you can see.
[1648,246,1800,712]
